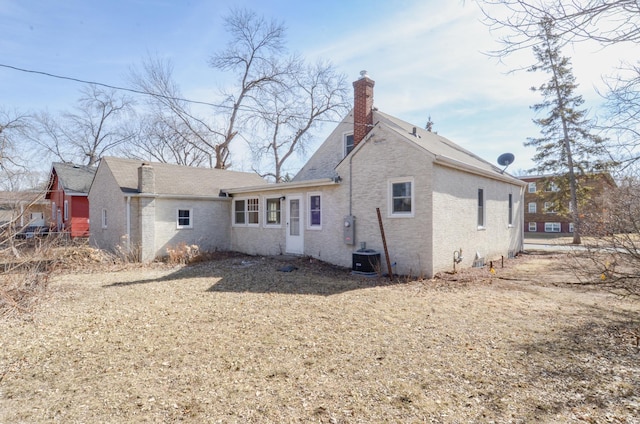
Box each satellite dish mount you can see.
[497,153,515,174]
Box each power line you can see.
[0,63,226,108]
[0,62,347,124]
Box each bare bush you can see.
[166,242,200,265]
[568,175,640,297]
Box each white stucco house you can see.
[88,157,266,261]
[223,71,525,277]
[88,71,525,277]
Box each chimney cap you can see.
[359,70,369,79]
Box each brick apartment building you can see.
[520,173,616,236]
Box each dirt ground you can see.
[1,250,639,423]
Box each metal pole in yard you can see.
[376,207,394,282]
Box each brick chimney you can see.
[352,70,375,147]
[138,163,155,193]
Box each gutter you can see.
[222,178,340,195]
[122,192,232,201]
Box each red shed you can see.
[45,162,96,238]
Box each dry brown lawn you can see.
[1,250,639,423]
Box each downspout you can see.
[126,195,131,252]
[349,153,353,216]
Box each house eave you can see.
[222,178,339,195]
[434,155,527,186]
[123,192,230,201]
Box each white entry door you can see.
[286,195,304,254]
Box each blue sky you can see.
[1,0,632,175]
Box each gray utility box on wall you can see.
[352,249,380,276]
[343,215,355,245]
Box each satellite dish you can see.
[497,152,515,173]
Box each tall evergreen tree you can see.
[526,18,608,244]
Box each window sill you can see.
[477,226,486,231]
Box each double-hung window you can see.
[308,193,322,229]
[545,222,561,232]
[63,200,69,221]
[528,222,537,232]
[528,202,537,213]
[265,197,281,226]
[177,208,193,229]
[234,198,259,226]
[528,182,536,193]
[389,178,414,217]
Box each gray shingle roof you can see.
[374,111,510,177]
[50,162,96,194]
[101,157,266,196]
[294,109,521,184]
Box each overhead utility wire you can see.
[0,63,345,124]
[0,63,223,108]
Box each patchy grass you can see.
[1,251,639,423]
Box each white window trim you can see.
[233,197,260,227]
[307,192,322,230]
[545,222,561,233]
[569,223,574,233]
[63,200,69,221]
[264,196,283,228]
[176,208,193,229]
[388,177,415,218]
[528,202,537,213]
[528,182,536,193]
[101,208,107,229]
[528,222,537,232]
[52,202,57,221]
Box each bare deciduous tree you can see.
[570,173,640,297]
[477,0,640,54]
[130,55,217,167]
[124,114,211,167]
[248,60,349,182]
[29,85,135,167]
[0,109,38,191]
[131,9,290,170]
[208,8,291,169]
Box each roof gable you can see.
[99,157,267,196]
[47,162,96,195]
[295,109,522,185]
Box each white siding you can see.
[432,165,523,273]
[153,198,231,257]
[88,162,129,254]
